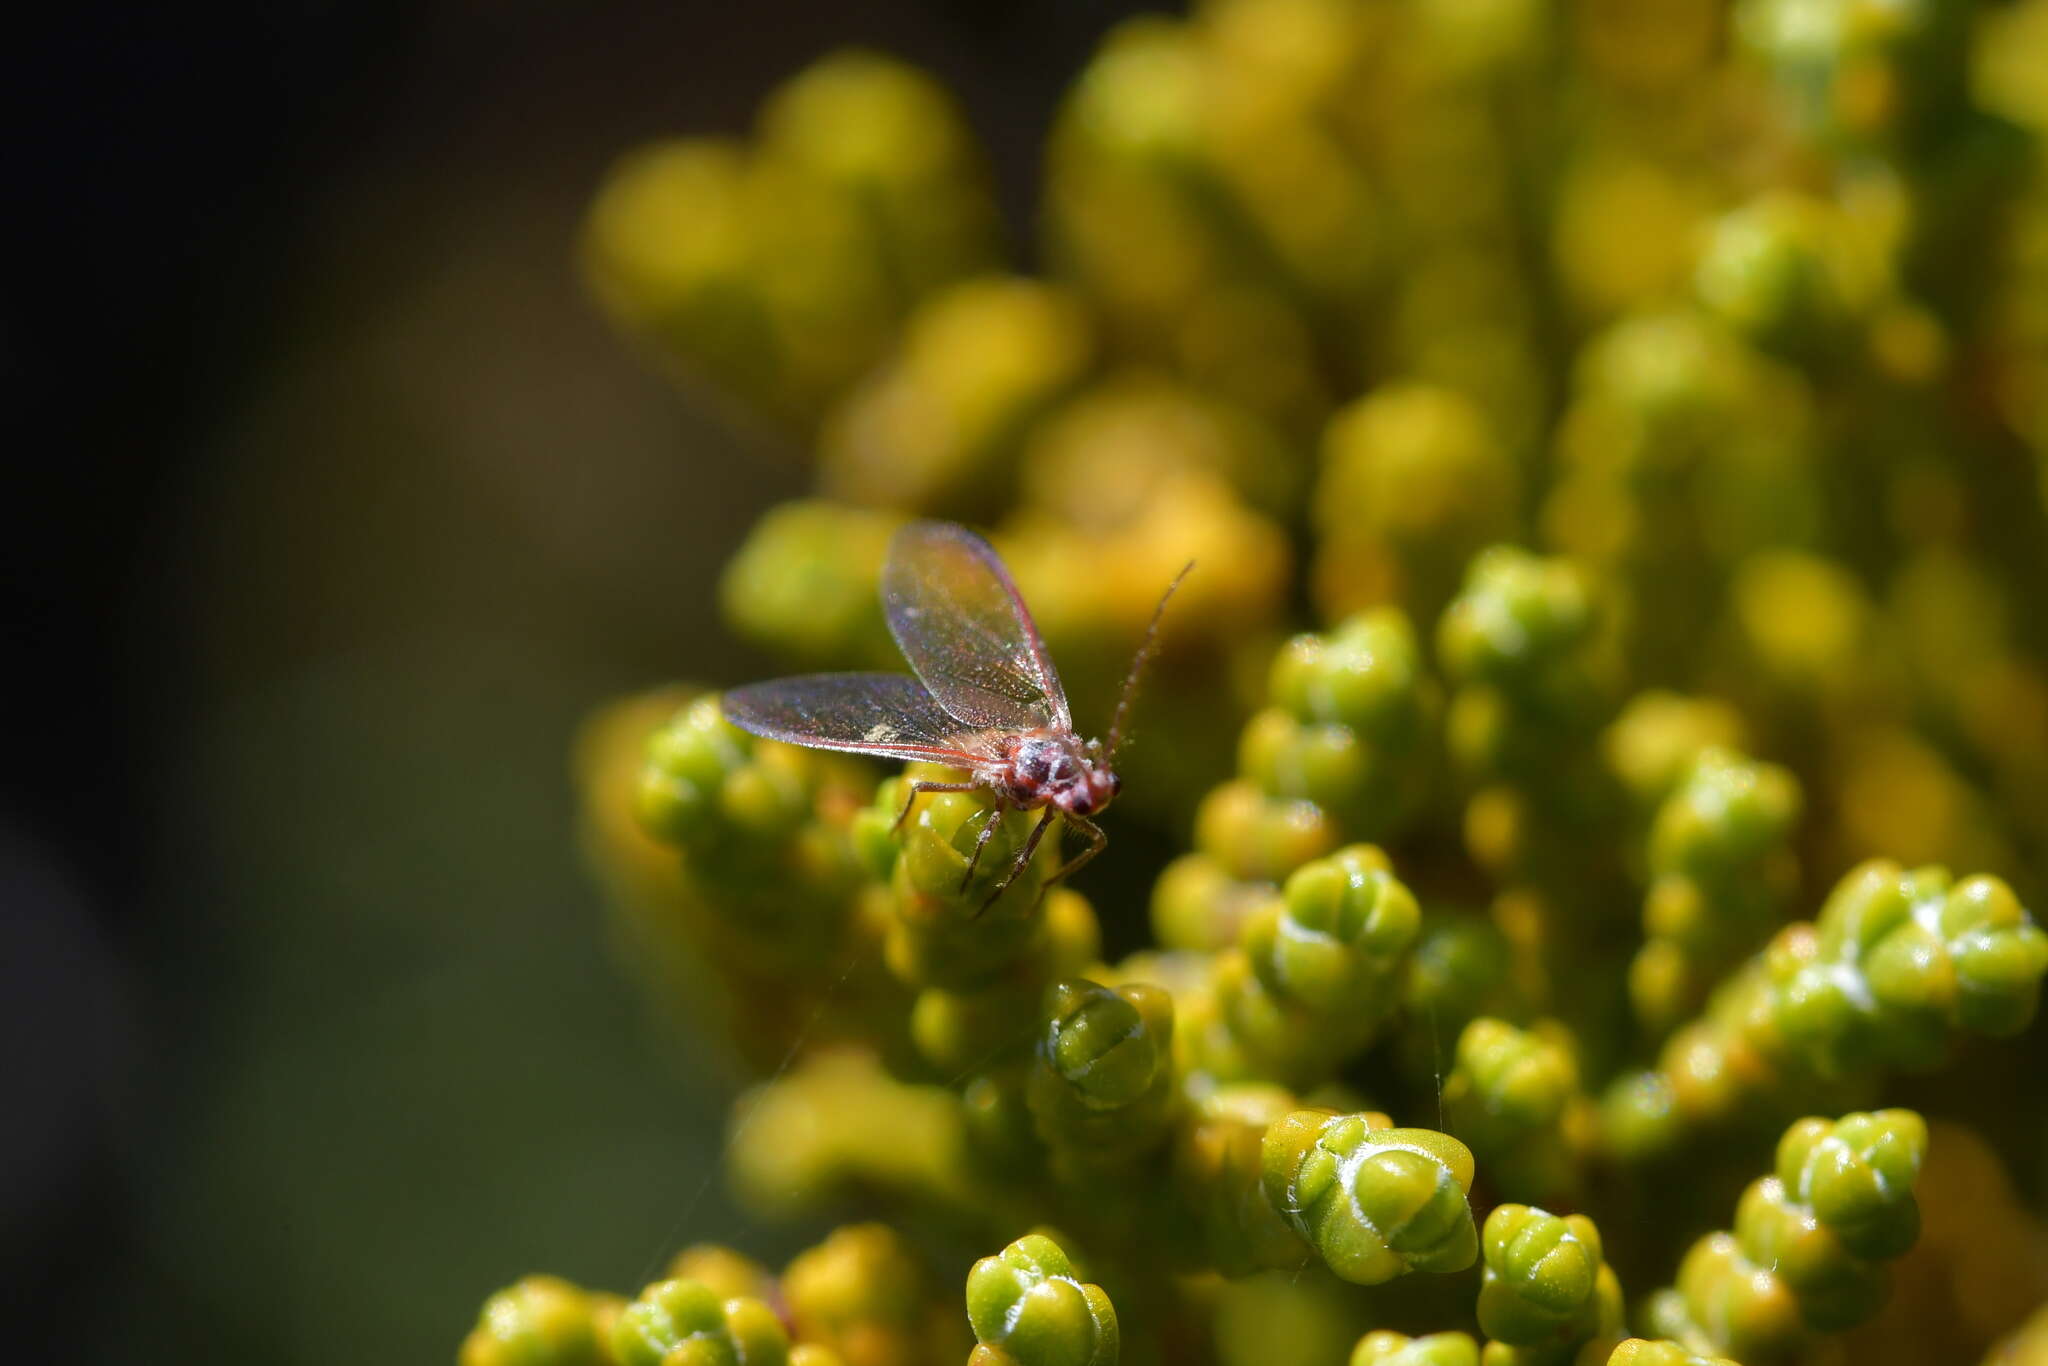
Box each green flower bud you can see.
[1648,749,1801,892]
[719,501,900,668]
[1634,747,1801,1031]
[1546,308,1819,683]
[637,697,765,848]
[1659,1235,1801,1362]
[783,1223,962,1366]
[666,1247,773,1303]
[1477,1205,1621,1354]
[461,1276,610,1366]
[1187,846,1420,1088]
[1775,1109,1927,1262]
[1435,551,1618,896]
[1783,861,2048,1073]
[1255,611,1439,839]
[1651,1109,1929,1360]
[1261,1111,1478,1284]
[965,1235,1119,1366]
[1614,861,2044,1163]
[1732,1175,1888,1331]
[1811,858,1919,961]
[1255,846,1421,1014]
[1445,1017,1574,1137]
[850,799,903,885]
[1041,980,1171,1108]
[1028,980,1178,1165]
[1271,612,1431,736]
[1929,875,2048,1035]
[634,695,869,967]
[877,771,1060,991]
[1437,549,1594,694]
[1603,1343,1738,1366]
[1194,780,1342,885]
[1441,1018,1584,1203]
[613,1279,789,1366]
[1586,302,1756,418]
[1239,709,1375,816]
[1350,1331,1481,1366]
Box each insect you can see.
[721,520,1190,912]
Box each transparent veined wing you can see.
[720,673,999,764]
[882,520,1071,732]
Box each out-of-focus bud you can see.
[755,50,1004,303]
[819,278,1093,518]
[719,500,901,668]
[583,51,1005,429]
[584,140,800,420]
[1694,194,1881,363]
[1313,384,1520,630]
[1737,0,1972,153]
[460,1276,615,1366]
[1348,1331,1479,1366]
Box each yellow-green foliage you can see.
[479,5,2048,1365]
[1646,1111,1930,1364]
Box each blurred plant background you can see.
[12,1,2048,1364]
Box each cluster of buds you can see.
[1605,861,2047,1161]
[1647,1111,1930,1364]
[469,0,2048,1360]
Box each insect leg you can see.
[977,808,1057,917]
[891,779,980,834]
[1042,813,1108,896]
[958,801,1009,890]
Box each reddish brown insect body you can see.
[992,730,1120,817]
[720,520,1185,912]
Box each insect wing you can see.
[882,521,1071,732]
[720,673,996,764]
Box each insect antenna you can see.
[1105,560,1194,762]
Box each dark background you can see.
[4,3,1151,1361]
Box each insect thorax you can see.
[999,731,1092,805]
